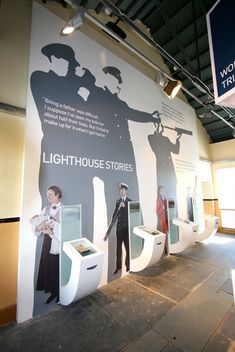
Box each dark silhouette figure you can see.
[148,116,193,245]
[148,118,182,202]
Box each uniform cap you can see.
[103,66,123,84]
[119,183,128,190]
[41,43,80,67]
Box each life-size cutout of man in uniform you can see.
[104,183,131,274]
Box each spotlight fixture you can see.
[157,71,168,88]
[104,6,112,16]
[103,18,126,42]
[164,79,182,99]
[60,7,85,36]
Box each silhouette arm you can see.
[170,136,181,154]
[124,103,160,123]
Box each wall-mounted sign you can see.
[17,1,200,322]
[207,0,235,108]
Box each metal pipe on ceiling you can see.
[211,110,234,129]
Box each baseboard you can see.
[218,227,235,235]
[0,304,16,326]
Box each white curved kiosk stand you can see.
[60,238,104,306]
[169,219,198,254]
[130,226,166,272]
[196,214,219,242]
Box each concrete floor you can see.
[1,233,235,352]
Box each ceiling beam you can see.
[154,0,195,75]
[161,32,208,59]
[115,0,126,6]
[208,125,232,134]
[95,2,104,14]
[171,38,209,66]
[122,0,138,16]
[202,119,221,126]
[149,0,191,33]
[151,5,208,41]
[131,0,155,20]
[192,0,201,79]
[80,0,89,7]
[141,3,158,22]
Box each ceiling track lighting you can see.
[157,72,182,100]
[60,7,85,36]
[103,18,126,41]
[164,79,182,100]
[104,6,112,16]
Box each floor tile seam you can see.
[208,249,234,261]
[152,327,176,350]
[94,287,174,337]
[140,273,193,294]
[176,254,223,270]
[120,327,166,352]
[131,270,186,285]
[68,295,137,335]
[183,268,218,298]
[153,302,234,352]
[158,268,218,310]
[204,260,235,270]
[172,257,220,272]
[201,301,234,352]
[125,276,177,304]
[161,342,175,352]
[95,301,137,336]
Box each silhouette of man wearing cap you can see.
[148,116,186,244]
[102,66,123,93]
[148,117,182,203]
[104,183,131,274]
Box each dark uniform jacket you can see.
[106,197,132,236]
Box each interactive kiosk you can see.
[60,238,104,306]
[169,218,198,254]
[167,199,179,244]
[189,190,219,242]
[196,214,219,242]
[59,205,104,306]
[128,202,165,272]
[131,226,165,272]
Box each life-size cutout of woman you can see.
[156,185,169,254]
[30,185,62,304]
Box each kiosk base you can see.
[60,238,104,306]
[130,226,166,272]
[169,219,198,254]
